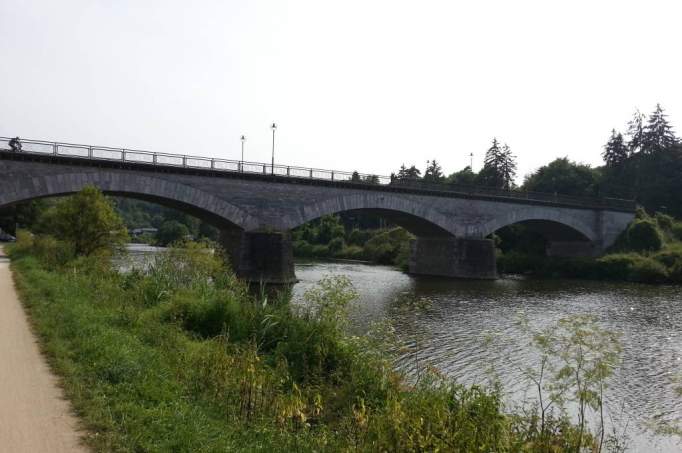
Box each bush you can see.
[348,228,374,246]
[655,212,674,231]
[629,257,669,283]
[156,220,190,246]
[293,239,314,257]
[310,244,329,257]
[597,253,669,283]
[626,219,663,252]
[32,235,75,267]
[653,247,682,268]
[35,185,128,256]
[334,245,366,260]
[672,223,682,241]
[596,253,639,280]
[328,237,345,254]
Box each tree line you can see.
[373,104,680,216]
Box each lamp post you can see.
[239,135,246,172]
[270,122,277,174]
[469,152,473,170]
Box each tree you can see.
[156,220,190,246]
[626,109,645,155]
[602,130,629,167]
[500,144,517,190]
[523,158,599,197]
[423,159,444,183]
[393,164,421,181]
[477,138,517,190]
[641,104,677,154]
[446,166,477,186]
[363,174,380,184]
[350,171,361,182]
[37,185,128,256]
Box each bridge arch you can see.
[282,192,459,237]
[478,207,597,243]
[0,171,260,231]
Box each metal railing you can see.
[0,136,635,211]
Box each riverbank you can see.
[7,238,599,452]
[0,245,86,452]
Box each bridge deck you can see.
[0,137,635,213]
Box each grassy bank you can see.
[7,234,604,452]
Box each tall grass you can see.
[8,236,603,452]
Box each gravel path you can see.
[0,245,87,452]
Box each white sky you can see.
[1,0,680,181]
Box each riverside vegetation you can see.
[6,185,636,452]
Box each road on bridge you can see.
[0,245,86,452]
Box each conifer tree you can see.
[641,104,677,154]
[423,159,444,183]
[602,129,629,166]
[626,109,645,154]
[393,164,421,181]
[477,138,517,189]
[500,144,517,190]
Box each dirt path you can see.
[0,245,87,452]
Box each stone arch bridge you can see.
[0,140,635,283]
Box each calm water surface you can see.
[293,261,682,453]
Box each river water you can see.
[123,245,681,451]
[293,261,682,453]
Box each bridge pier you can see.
[546,241,598,257]
[409,237,497,279]
[220,230,296,284]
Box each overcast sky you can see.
[1,0,680,181]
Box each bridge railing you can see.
[0,136,635,211]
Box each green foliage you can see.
[8,244,595,452]
[155,220,190,246]
[654,212,674,231]
[35,185,128,256]
[446,165,477,185]
[327,236,345,254]
[516,315,621,451]
[626,219,663,252]
[477,138,517,190]
[671,223,682,241]
[423,159,444,183]
[522,157,600,197]
[364,227,412,265]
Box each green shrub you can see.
[669,262,682,283]
[310,244,329,257]
[652,247,682,268]
[328,237,345,254]
[348,228,374,246]
[596,253,639,280]
[334,245,366,260]
[655,212,674,231]
[293,239,314,257]
[626,219,663,252]
[32,235,75,267]
[672,223,682,241]
[628,257,669,283]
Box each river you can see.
[124,245,682,451]
[293,261,682,452]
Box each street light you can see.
[240,135,246,172]
[469,152,473,170]
[270,122,277,174]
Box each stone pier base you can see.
[220,230,296,284]
[546,241,597,258]
[409,237,497,279]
